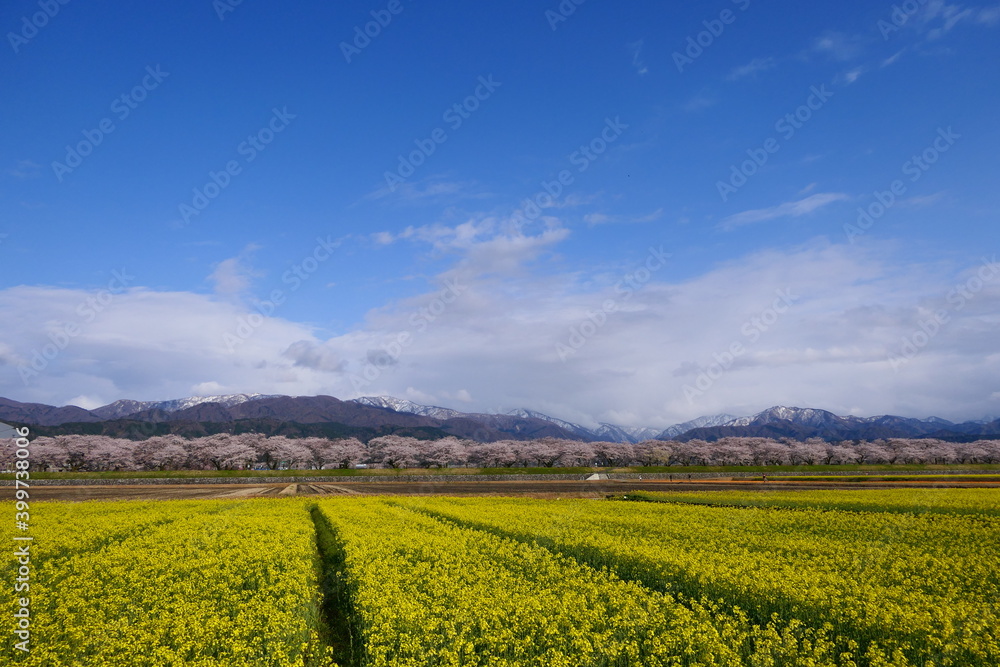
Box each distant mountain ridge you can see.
[1,394,998,443]
[0,394,585,442]
[352,396,469,421]
[673,406,1000,442]
[91,394,277,420]
[658,414,739,438]
[354,400,664,443]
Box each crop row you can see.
[5,500,334,667]
[395,496,1000,666]
[6,494,999,666]
[314,499,855,666]
[615,488,1000,517]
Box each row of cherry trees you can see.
[4,433,1000,472]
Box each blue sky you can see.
[2,0,999,428]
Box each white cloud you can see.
[372,217,500,251]
[583,213,614,226]
[6,160,41,179]
[628,40,648,76]
[362,176,489,205]
[557,193,602,208]
[404,386,439,404]
[208,245,262,298]
[882,49,907,67]
[727,57,776,80]
[191,381,228,396]
[922,1,976,38]
[720,193,849,230]
[840,67,866,85]
[899,192,947,208]
[584,208,663,226]
[894,1,1000,40]
[438,388,474,404]
[634,209,664,223]
[682,93,716,112]
[372,215,571,281]
[2,239,999,426]
[0,285,329,406]
[66,395,106,410]
[978,5,1000,24]
[812,32,865,61]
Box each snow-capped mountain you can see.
[4,394,998,442]
[671,406,997,441]
[504,408,597,440]
[724,406,839,428]
[355,399,663,443]
[593,423,664,443]
[723,407,957,431]
[91,393,275,420]
[351,396,468,421]
[658,414,739,439]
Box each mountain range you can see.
[1,394,998,443]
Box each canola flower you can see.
[4,491,997,666]
[396,496,1000,666]
[618,488,1000,517]
[314,499,856,666]
[4,499,335,667]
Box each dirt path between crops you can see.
[25,478,1000,502]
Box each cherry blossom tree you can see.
[20,437,66,471]
[708,438,754,466]
[592,441,634,467]
[6,430,999,472]
[468,440,518,468]
[88,438,136,471]
[417,436,471,468]
[131,435,188,470]
[367,435,423,469]
[856,440,891,464]
[324,438,366,469]
[632,440,675,466]
[826,442,861,465]
[787,438,828,465]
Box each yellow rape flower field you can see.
[4,489,999,666]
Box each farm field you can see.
[5,490,999,666]
[7,463,1000,481]
[19,474,1000,504]
[614,487,1000,516]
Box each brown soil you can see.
[28,479,1000,502]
